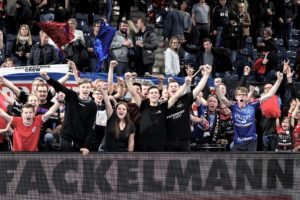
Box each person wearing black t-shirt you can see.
[166,65,212,151]
[101,101,135,152]
[40,71,97,155]
[125,72,191,151]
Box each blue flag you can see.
[93,22,116,72]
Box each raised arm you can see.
[113,77,126,100]
[0,91,15,106]
[40,71,72,95]
[42,102,60,122]
[68,60,81,84]
[125,72,142,107]
[193,65,211,99]
[291,99,300,127]
[0,108,12,134]
[215,78,231,107]
[101,83,113,119]
[259,72,283,103]
[0,76,22,97]
[128,133,135,152]
[108,60,118,95]
[168,77,191,109]
[49,68,72,96]
[238,65,250,88]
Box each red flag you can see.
[36,22,74,49]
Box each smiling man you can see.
[215,72,284,151]
[0,102,60,152]
[40,71,97,155]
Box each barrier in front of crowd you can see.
[0,153,298,200]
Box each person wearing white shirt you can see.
[164,36,180,76]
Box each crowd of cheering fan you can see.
[0,0,299,153]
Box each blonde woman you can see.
[12,24,33,66]
[164,36,181,76]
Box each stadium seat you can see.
[5,34,16,57]
[93,14,102,23]
[289,39,299,52]
[276,38,285,53]
[291,29,300,40]
[245,37,253,51]
[32,35,40,45]
[75,13,89,30]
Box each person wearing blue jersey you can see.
[215,71,283,151]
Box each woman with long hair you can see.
[164,36,181,76]
[12,24,32,66]
[101,100,135,152]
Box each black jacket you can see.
[28,43,58,65]
[47,78,97,149]
[164,9,184,39]
[135,26,158,65]
[182,43,233,76]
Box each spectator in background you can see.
[110,21,133,75]
[257,0,275,37]
[12,24,32,66]
[237,2,251,47]
[86,21,101,72]
[222,14,243,65]
[164,1,185,42]
[294,0,300,29]
[212,0,231,47]
[0,28,4,65]
[276,0,297,50]
[28,30,59,65]
[64,18,88,71]
[1,57,15,68]
[15,0,32,28]
[180,1,192,41]
[54,0,70,22]
[164,36,181,76]
[35,0,55,22]
[135,18,158,76]
[192,0,210,45]
[117,0,134,24]
[0,0,6,29]
[257,27,279,82]
[195,37,233,77]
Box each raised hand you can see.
[124,72,132,81]
[40,71,50,80]
[185,76,192,86]
[276,71,283,80]
[110,60,118,68]
[214,78,222,87]
[244,65,251,75]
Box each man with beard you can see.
[110,21,133,75]
[40,71,97,155]
[215,71,283,151]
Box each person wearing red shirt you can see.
[0,102,60,152]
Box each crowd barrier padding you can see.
[0,152,299,199]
